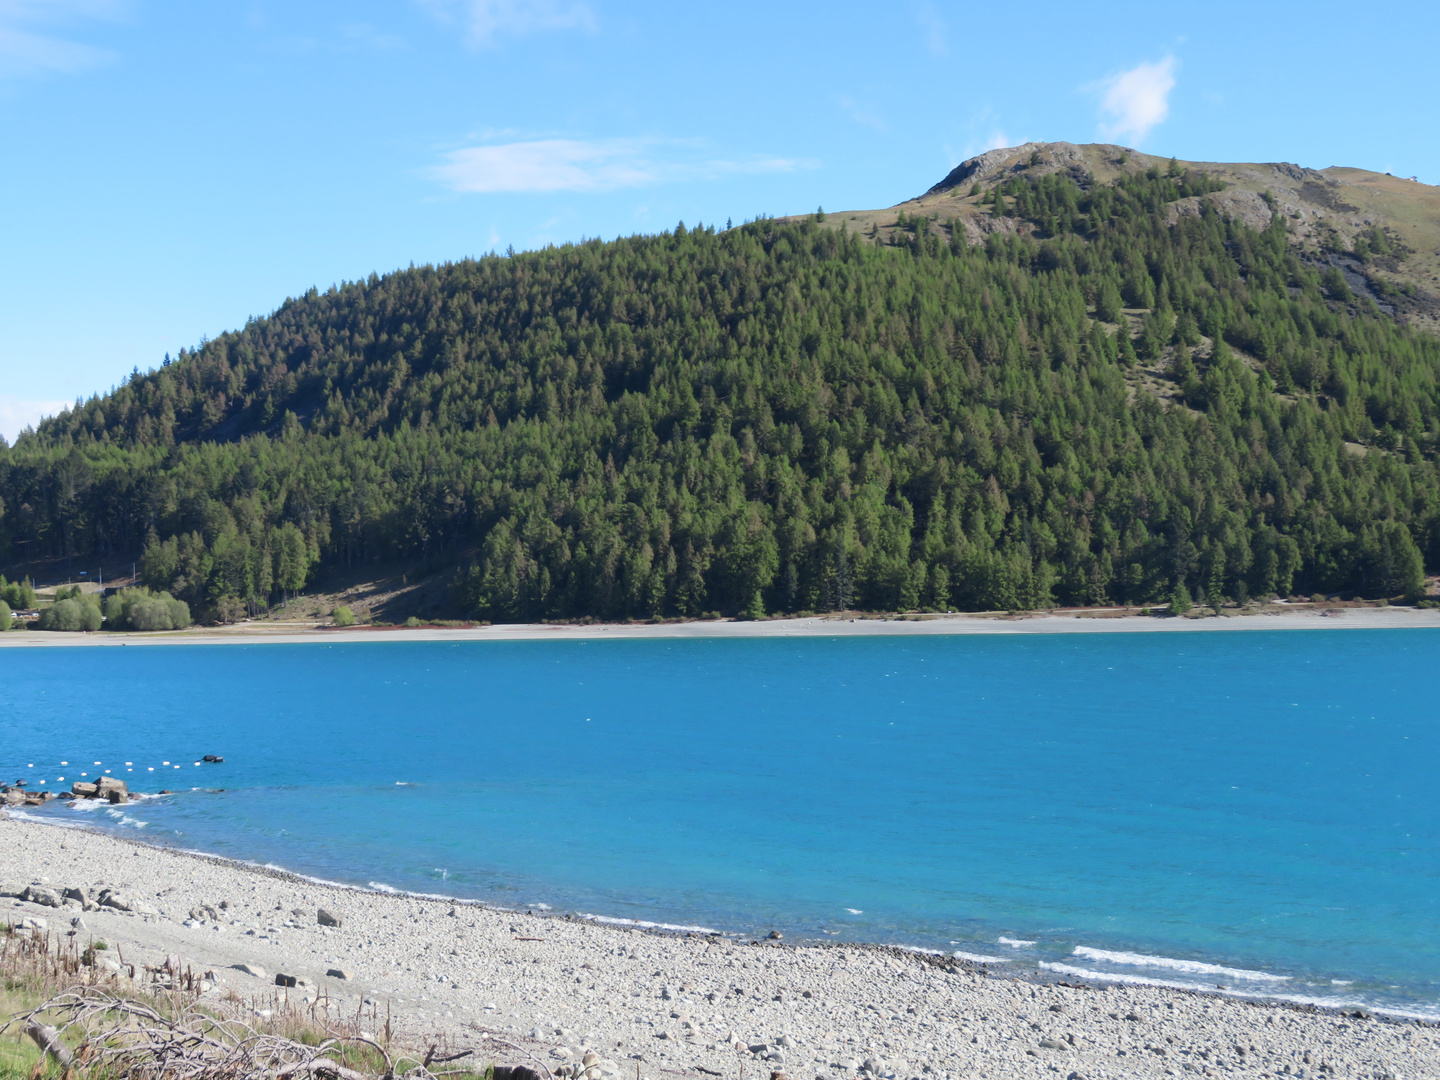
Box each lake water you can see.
[4,630,1437,1017]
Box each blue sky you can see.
[2,0,1437,440]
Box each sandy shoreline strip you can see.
[2,605,1439,647]
[3,816,1438,1080]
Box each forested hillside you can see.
[2,163,1438,622]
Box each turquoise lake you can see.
[3,629,1437,1016]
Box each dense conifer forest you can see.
[1,165,1437,621]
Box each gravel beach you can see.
[3,815,1437,1079]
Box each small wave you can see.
[998,936,1036,947]
[368,882,399,893]
[954,950,1008,964]
[531,902,552,910]
[1042,962,1201,991]
[1071,945,1289,982]
[845,908,863,914]
[578,913,719,934]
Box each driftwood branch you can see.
[25,1022,74,1068]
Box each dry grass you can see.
[0,923,528,1080]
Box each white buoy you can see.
[93,761,101,765]
[125,761,132,766]
[37,780,45,784]
[193,761,201,766]
[80,772,87,776]
[147,767,154,771]
[27,764,33,768]
[174,765,180,769]
[60,761,68,765]
[58,776,64,781]
[162,760,170,765]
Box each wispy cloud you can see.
[838,94,886,132]
[431,138,810,194]
[0,394,67,443]
[915,2,946,55]
[1095,56,1177,145]
[416,0,595,47]
[0,0,119,78]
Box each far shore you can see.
[1,602,1439,647]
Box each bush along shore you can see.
[3,818,1438,1080]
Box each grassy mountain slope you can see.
[2,149,1439,623]
[801,142,1440,335]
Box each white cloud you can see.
[431,138,809,194]
[1095,56,1177,144]
[838,94,886,132]
[416,0,594,47]
[915,2,946,55]
[0,395,67,444]
[0,0,120,78]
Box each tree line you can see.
[1,166,1436,621]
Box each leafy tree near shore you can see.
[1,166,1438,620]
[103,587,192,631]
[0,575,37,610]
[37,592,103,631]
[0,598,11,629]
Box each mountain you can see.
[796,141,1440,336]
[2,143,1437,623]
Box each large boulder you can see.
[70,782,99,798]
[97,889,157,915]
[21,885,63,908]
[96,777,129,797]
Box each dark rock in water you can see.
[107,790,126,804]
[202,755,225,763]
[767,930,783,940]
[275,973,298,988]
[316,908,343,927]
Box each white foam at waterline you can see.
[1072,945,1289,982]
[998,936,1037,947]
[578,913,719,934]
[954,951,1008,964]
[531,903,552,910]
[1042,962,1204,992]
[368,882,400,893]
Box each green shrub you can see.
[405,616,421,627]
[1168,583,1193,616]
[103,587,192,630]
[0,599,10,630]
[37,595,103,631]
[332,605,356,627]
